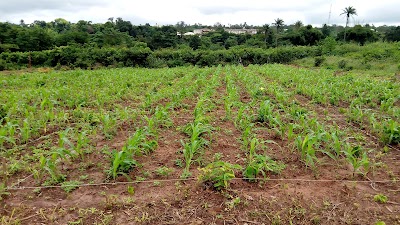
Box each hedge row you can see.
[0,45,319,70]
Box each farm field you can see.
[0,64,399,224]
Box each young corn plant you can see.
[181,121,213,178]
[270,116,285,140]
[143,93,152,109]
[243,138,285,182]
[75,131,90,161]
[107,150,138,180]
[183,121,213,143]
[241,124,254,151]
[342,144,370,177]
[59,128,74,149]
[0,126,16,149]
[257,100,274,124]
[153,106,173,128]
[325,130,343,159]
[100,113,116,138]
[39,152,67,184]
[380,97,395,113]
[346,105,365,125]
[2,122,17,147]
[235,105,253,131]
[224,97,234,121]
[181,138,205,178]
[295,134,318,170]
[144,116,157,136]
[20,119,31,144]
[123,128,157,156]
[381,119,399,145]
[287,123,301,141]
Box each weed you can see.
[244,138,285,181]
[225,197,241,211]
[155,166,174,177]
[174,159,184,168]
[244,154,285,181]
[127,186,135,195]
[373,194,388,203]
[61,180,82,193]
[198,161,242,190]
[0,183,10,201]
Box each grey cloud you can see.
[0,0,108,15]
[0,0,399,26]
[197,1,330,15]
[363,7,400,24]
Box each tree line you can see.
[1,16,400,54]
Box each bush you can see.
[320,37,337,55]
[0,45,318,70]
[198,161,242,190]
[338,59,347,69]
[314,56,326,67]
[0,59,6,71]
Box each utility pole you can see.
[328,3,332,25]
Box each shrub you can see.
[198,161,242,190]
[338,59,347,69]
[314,56,326,67]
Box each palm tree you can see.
[273,18,285,32]
[294,20,303,31]
[341,6,357,42]
[273,18,285,46]
[260,24,271,44]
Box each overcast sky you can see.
[1,0,399,27]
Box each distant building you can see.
[193,28,214,35]
[224,28,258,35]
[179,28,258,36]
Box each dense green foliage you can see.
[0,45,318,70]
[0,17,398,71]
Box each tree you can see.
[188,35,201,50]
[259,24,273,44]
[149,26,179,49]
[51,18,70,33]
[273,18,285,32]
[16,27,54,51]
[337,25,377,45]
[284,25,323,46]
[32,20,47,28]
[115,18,133,34]
[55,30,89,46]
[176,21,187,39]
[340,6,357,42]
[385,26,400,42]
[19,19,26,27]
[321,24,331,38]
[273,18,285,46]
[224,36,238,49]
[294,21,303,31]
